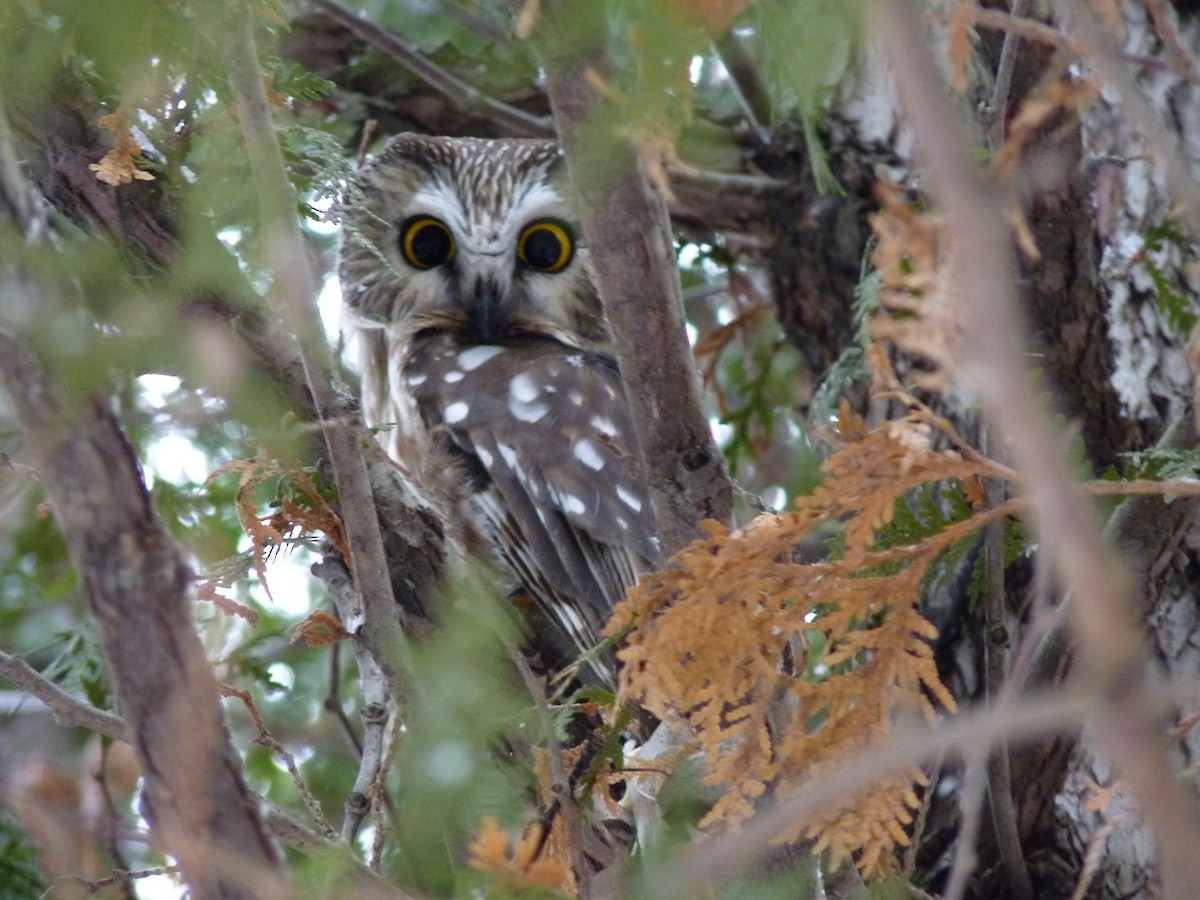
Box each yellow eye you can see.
[518,220,573,273]
[401,217,455,270]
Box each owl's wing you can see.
[406,333,661,686]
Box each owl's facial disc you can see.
[398,168,583,339]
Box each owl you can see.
[339,133,662,688]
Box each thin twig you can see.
[223,685,338,839]
[312,557,392,842]
[667,163,792,197]
[369,710,404,870]
[987,0,1030,150]
[310,0,554,138]
[712,31,772,143]
[219,7,410,706]
[0,648,128,742]
[943,738,987,900]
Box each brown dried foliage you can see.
[89,107,155,186]
[868,182,960,392]
[205,451,350,605]
[468,815,572,895]
[607,365,1029,876]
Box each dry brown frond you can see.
[468,815,573,894]
[868,183,959,390]
[205,450,350,604]
[607,405,1020,879]
[90,107,155,186]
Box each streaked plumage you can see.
[339,133,661,686]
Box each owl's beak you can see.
[469,274,508,340]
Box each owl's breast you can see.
[357,327,494,559]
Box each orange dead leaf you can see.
[205,451,350,604]
[962,474,987,511]
[834,399,870,442]
[868,181,959,390]
[289,610,351,647]
[262,74,293,110]
[90,107,155,186]
[468,816,572,893]
[992,78,1100,176]
[196,581,260,624]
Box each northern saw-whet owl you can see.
[339,133,662,688]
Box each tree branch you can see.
[309,0,555,139]
[0,647,127,742]
[0,335,283,898]
[0,95,283,899]
[536,0,734,554]
[876,2,1200,896]
[217,8,411,705]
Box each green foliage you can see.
[41,625,112,711]
[1120,447,1200,481]
[0,808,49,900]
[714,317,821,502]
[1143,222,1197,335]
[718,333,792,476]
[388,572,535,892]
[753,0,863,118]
[811,268,878,425]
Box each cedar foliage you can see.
[609,348,1022,877]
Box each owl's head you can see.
[340,133,608,348]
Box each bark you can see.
[536,0,734,552]
[0,330,283,898]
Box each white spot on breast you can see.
[444,401,469,424]
[407,372,428,387]
[476,446,493,467]
[565,354,583,368]
[510,399,549,423]
[457,345,504,371]
[561,493,586,515]
[590,415,617,437]
[573,439,604,470]
[616,485,642,512]
[444,370,464,383]
[509,372,540,403]
[568,390,584,405]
